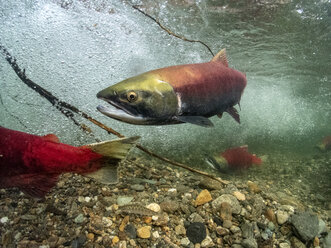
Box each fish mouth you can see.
[97,97,145,124]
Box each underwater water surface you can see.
[0,0,330,209]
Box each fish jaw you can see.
[97,100,150,125]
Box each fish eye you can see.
[127,91,138,102]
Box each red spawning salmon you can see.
[0,126,138,198]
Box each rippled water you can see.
[0,0,330,207]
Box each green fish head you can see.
[97,73,178,125]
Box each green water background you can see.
[0,0,330,167]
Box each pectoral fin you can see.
[226,107,240,124]
[176,116,214,127]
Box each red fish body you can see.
[0,127,137,197]
[97,49,247,127]
[221,145,262,170]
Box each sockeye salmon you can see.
[0,126,138,198]
[97,49,247,127]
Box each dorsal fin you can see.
[211,48,228,67]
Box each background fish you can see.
[0,127,138,198]
[221,145,262,169]
[316,136,331,152]
[97,49,247,127]
[207,145,262,171]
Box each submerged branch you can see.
[0,43,226,184]
[131,5,214,57]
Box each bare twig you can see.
[0,43,226,184]
[131,5,214,57]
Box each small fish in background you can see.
[316,136,331,152]
[206,145,262,172]
[97,49,247,127]
[0,126,139,198]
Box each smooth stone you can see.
[279,243,291,248]
[212,194,241,214]
[160,201,179,213]
[186,222,207,244]
[242,238,258,248]
[124,224,137,239]
[233,191,246,201]
[198,177,222,190]
[251,196,266,218]
[117,196,134,206]
[130,184,145,191]
[146,203,161,213]
[223,220,232,229]
[201,235,214,247]
[247,181,261,193]
[152,231,160,239]
[195,189,212,206]
[276,210,289,225]
[290,211,319,242]
[230,225,241,233]
[175,225,186,235]
[189,213,204,223]
[137,226,151,239]
[181,237,191,246]
[241,222,254,239]
[74,214,85,224]
[216,226,230,236]
[0,217,8,223]
[320,231,331,248]
[220,202,232,221]
[20,215,37,220]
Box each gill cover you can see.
[97,73,178,124]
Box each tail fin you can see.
[84,136,140,184]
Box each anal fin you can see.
[12,173,59,198]
[86,165,118,184]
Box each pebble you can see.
[74,214,85,224]
[137,226,151,239]
[223,219,232,229]
[124,224,137,239]
[276,210,289,225]
[201,235,214,247]
[86,233,94,241]
[198,177,222,190]
[181,237,191,246]
[117,196,134,206]
[212,194,241,214]
[265,208,276,223]
[0,217,8,223]
[175,224,186,235]
[112,236,119,245]
[290,211,319,242]
[233,191,246,201]
[195,189,212,206]
[186,222,207,244]
[152,231,160,239]
[279,242,291,248]
[130,184,145,191]
[220,202,232,221]
[242,238,258,248]
[247,181,261,193]
[146,203,161,213]
[160,201,179,213]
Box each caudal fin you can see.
[84,136,139,184]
